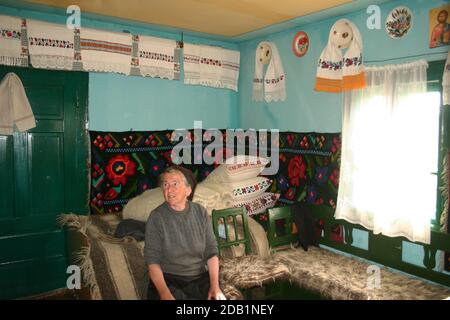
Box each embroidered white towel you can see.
[0,73,36,135]
[184,43,240,91]
[252,42,286,102]
[315,19,365,93]
[137,35,177,79]
[443,51,450,106]
[219,47,240,91]
[0,15,28,67]
[27,19,74,70]
[80,28,132,74]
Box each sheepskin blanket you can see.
[220,255,290,289]
[274,247,450,300]
[59,213,243,300]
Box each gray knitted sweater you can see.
[144,201,218,277]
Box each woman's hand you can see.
[207,285,224,300]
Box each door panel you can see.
[24,84,64,119]
[0,136,14,220]
[0,66,88,299]
[30,133,64,215]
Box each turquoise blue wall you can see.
[0,4,239,131]
[236,0,448,270]
[236,0,449,132]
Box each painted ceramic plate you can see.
[292,31,309,57]
[385,6,413,39]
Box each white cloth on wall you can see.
[0,73,36,135]
[27,19,74,70]
[183,43,240,91]
[137,35,177,79]
[315,19,365,93]
[443,51,450,106]
[335,60,433,244]
[0,15,28,67]
[252,41,286,102]
[80,28,132,75]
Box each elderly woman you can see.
[144,165,223,300]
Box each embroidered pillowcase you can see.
[229,177,272,200]
[206,155,270,183]
[204,176,272,202]
[232,192,280,216]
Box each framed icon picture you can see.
[292,31,309,57]
[429,5,450,48]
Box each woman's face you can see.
[161,171,191,210]
[438,10,448,24]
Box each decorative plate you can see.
[385,6,413,39]
[292,31,309,57]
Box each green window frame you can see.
[428,59,448,231]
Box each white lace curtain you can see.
[335,60,438,244]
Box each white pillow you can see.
[203,176,272,202]
[231,192,280,216]
[205,155,269,183]
[193,182,232,216]
[122,187,165,222]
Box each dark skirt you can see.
[147,272,211,300]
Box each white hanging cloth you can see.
[80,28,132,75]
[0,15,28,67]
[336,60,432,244]
[443,50,450,106]
[27,19,74,70]
[136,35,177,79]
[252,41,286,102]
[0,73,36,135]
[315,19,365,93]
[183,43,240,91]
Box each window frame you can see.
[428,59,448,231]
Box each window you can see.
[335,60,443,244]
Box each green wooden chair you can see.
[211,207,251,256]
[267,206,298,249]
[211,206,291,299]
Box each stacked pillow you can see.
[122,187,165,222]
[192,183,232,216]
[201,155,280,216]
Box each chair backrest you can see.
[267,206,298,248]
[211,207,251,256]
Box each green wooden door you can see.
[0,66,88,299]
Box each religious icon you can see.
[429,5,450,48]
